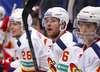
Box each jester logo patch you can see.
[70,63,82,72]
[48,57,56,72]
[96,65,100,72]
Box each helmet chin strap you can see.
[53,24,66,42]
[59,25,66,32]
[59,20,66,32]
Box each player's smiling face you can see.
[78,21,96,45]
[10,21,22,39]
[45,17,60,39]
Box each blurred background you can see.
[0,0,100,35]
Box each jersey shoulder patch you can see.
[92,44,100,59]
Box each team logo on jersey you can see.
[48,57,56,72]
[70,63,82,72]
[96,65,100,72]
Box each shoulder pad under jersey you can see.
[92,44,100,59]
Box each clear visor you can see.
[73,29,98,45]
[73,18,97,28]
[42,17,60,27]
[9,18,23,27]
[10,18,22,23]
[73,18,78,28]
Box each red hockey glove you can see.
[0,16,10,32]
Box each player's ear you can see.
[61,21,66,30]
[23,26,25,30]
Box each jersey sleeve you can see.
[31,36,49,71]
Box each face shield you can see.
[73,19,98,45]
[73,6,100,45]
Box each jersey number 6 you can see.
[62,51,69,62]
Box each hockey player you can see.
[0,6,6,27]
[42,7,78,72]
[57,6,100,72]
[0,16,16,72]
[69,6,100,72]
[9,8,49,72]
[0,16,15,57]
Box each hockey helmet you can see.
[42,7,69,31]
[0,6,6,19]
[73,6,100,44]
[9,8,32,28]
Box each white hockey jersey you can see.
[57,43,85,72]
[57,38,100,72]
[46,31,78,72]
[70,38,100,72]
[13,27,49,72]
[29,27,48,47]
